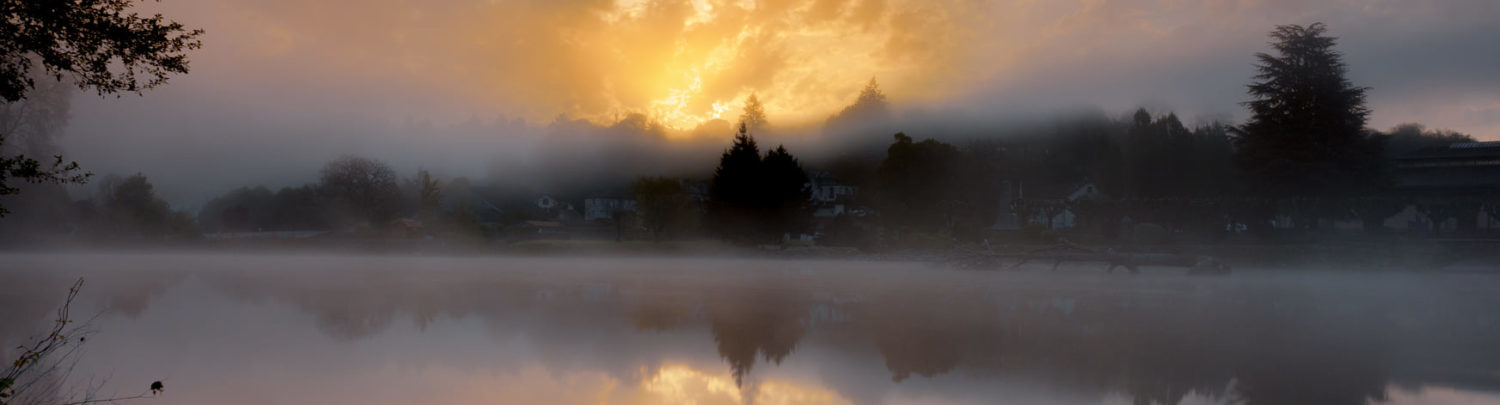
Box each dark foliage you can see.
[319,155,401,228]
[1123,110,1235,199]
[708,123,809,243]
[823,77,891,136]
[1,0,202,216]
[1380,123,1476,158]
[99,173,196,238]
[631,176,698,241]
[1234,23,1388,200]
[876,133,966,233]
[0,0,204,102]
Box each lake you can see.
[3,252,1499,405]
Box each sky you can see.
[49,0,1500,207]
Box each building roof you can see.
[1394,142,1500,191]
[1395,169,1500,190]
[1398,141,1500,162]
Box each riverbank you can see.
[5,236,1497,273]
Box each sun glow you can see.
[590,0,980,132]
[651,74,716,129]
[213,0,983,134]
[640,364,852,405]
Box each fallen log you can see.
[959,241,1230,275]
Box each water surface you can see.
[3,253,1498,405]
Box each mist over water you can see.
[3,253,1498,405]
[6,1,1500,404]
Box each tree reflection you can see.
[860,292,998,382]
[143,262,1500,405]
[706,289,806,386]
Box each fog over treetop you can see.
[50,0,1500,207]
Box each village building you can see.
[1394,141,1500,193]
[993,181,1100,230]
[1385,141,1500,232]
[806,171,858,204]
[804,171,861,219]
[583,197,636,221]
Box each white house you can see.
[584,197,636,221]
[995,181,1099,230]
[806,171,858,204]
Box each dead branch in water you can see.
[2,279,160,405]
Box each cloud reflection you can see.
[4,254,1500,405]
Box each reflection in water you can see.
[2,253,1499,405]
[709,289,806,386]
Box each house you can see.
[993,181,1099,230]
[1387,141,1500,233]
[812,204,849,218]
[531,194,583,220]
[806,171,858,204]
[805,171,863,219]
[1394,141,1500,193]
[584,197,637,221]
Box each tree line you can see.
[658,23,1488,246]
[2,15,1491,247]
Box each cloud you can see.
[150,0,987,130]
[51,0,1500,207]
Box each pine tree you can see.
[761,145,809,238]
[1234,23,1387,199]
[709,123,763,240]
[708,123,809,243]
[824,77,891,133]
[739,93,768,132]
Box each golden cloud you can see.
[186,0,990,130]
[144,0,1500,140]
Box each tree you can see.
[761,145,810,238]
[1234,23,1387,202]
[876,133,966,233]
[105,174,168,231]
[823,77,891,134]
[0,73,86,217]
[708,123,810,243]
[404,168,443,219]
[709,123,763,241]
[0,72,70,158]
[269,184,327,230]
[631,177,697,241]
[1381,123,1475,158]
[1,0,203,102]
[1,0,203,216]
[99,173,196,238]
[739,93,767,132]
[1123,109,1234,199]
[849,77,889,115]
[198,186,274,232]
[319,155,401,227]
